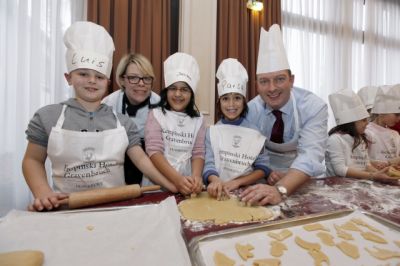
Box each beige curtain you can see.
[87,0,171,94]
[217,0,281,103]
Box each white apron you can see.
[366,123,400,161]
[265,93,300,172]
[210,124,266,182]
[47,105,128,193]
[142,108,202,186]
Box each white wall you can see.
[179,0,217,126]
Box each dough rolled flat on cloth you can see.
[0,250,44,266]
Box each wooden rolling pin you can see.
[59,184,160,209]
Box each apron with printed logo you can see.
[47,105,128,193]
[141,108,202,186]
[210,124,266,182]
[265,93,300,172]
[366,123,400,161]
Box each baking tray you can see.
[188,209,400,266]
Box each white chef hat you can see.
[164,52,200,93]
[371,84,400,114]
[64,21,115,78]
[216,58,248,98]
[256,24,290,74]
[357,86,378,110]
[329,89,370,125]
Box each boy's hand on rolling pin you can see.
[28,192,68,212]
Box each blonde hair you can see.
[115,53,155,89]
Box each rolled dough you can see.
[178,192,273,224]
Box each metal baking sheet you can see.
[188,209,400,266]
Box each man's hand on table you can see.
[239,184,282,206]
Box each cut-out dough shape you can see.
[213,251,235,266]
[339,221,362,232]
[395,240,400,247]
[336,241,360,259]
[365,246,400,260]
[334,224,354,240]
[350,218,383,234]
[360,231,388,244]
[270,241,287,257]
[179,192,273,224]
[267,229,293,241]
[308,249,330,266]
[0,250,44,266]
[253,258,281,266]
[303,223,330,232]
[295,236,321,251]
[235,243,254,261]
[316,232,335,246]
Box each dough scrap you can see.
[350,218,383,234]
[316,232,335,246]
[365,246,400,260]
[267,229,293,241]
[0,250,44,266]
[235,243,254,261]
[178,192,273,224]
[336,241,359,259]
[213,251,235,266]
[339,221,362,232]
[270,241,287,257]
[303,223,330,232]
[253,258,281,266]
[334,224,354,240]
[86,225,95,231]
[308,249,330,266]
[360,231,388,244]
[294,236,321,251]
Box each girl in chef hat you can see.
[203,58,274,200]
[365,84,400,167]
[325,89,393,182]
[144,52,205,196]
[22,21,176,212]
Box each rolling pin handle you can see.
[140,185,161,193]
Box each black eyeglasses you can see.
[124,75,153,85]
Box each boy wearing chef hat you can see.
[22,21,176,212]
[144,52,206,196]
[203,58,274,200]
[365,84,400,166]
[241,24,328,206]
[325,89,392,182]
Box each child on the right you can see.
[325,89,392,182]
[366,84,400,166]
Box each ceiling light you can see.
[247,0,263,11]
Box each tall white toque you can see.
[64,21,115,78]
[216,58,248,98]
[357,86,379,110]
[371,84,400,114]
[256,24,290,74]
[164,52,200,93]
[329,89,370,126]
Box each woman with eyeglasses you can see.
[102,53,163,186]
